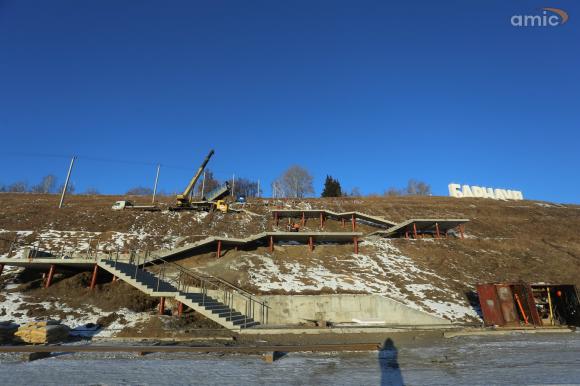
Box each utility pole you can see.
[200,170,206,199]
[231,173,235,198]
[59,156,76,208]
[152,164,160,204]
[257,179,260,198]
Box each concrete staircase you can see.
[98,260,261,330]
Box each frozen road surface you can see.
[1,332,579,385]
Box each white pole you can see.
[257,179,260,198]
[231,173,235,198]
[200,170,206,199]
[152,164,160,204]
[59,156,76,208]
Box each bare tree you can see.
[384,187,402,196]
[194,169,220,198]
[84,187,100,195]
[235,177,260,198]
[349,187,362,197]
[8,181,28,192]
[126,186,153,195]
[58,182,75,194]
[31,174,57,193]
[406,179,431,196]
[274,165,314,198]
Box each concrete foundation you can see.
[194,287,450,326]
[261,294,450,326]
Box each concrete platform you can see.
[271,209,397,228]
[0,257,99,270]
[373,219,469,238]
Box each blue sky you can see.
[0,1,578,202]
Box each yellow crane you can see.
[175,149,215,208]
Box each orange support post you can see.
[341,218,345,228]
[216,240,222,258]
[269,235,274,253]
[301,212,305,227]
[514,293,529,325]
[308,236,313,252]
[319,213,323,229]
[177,302,184,317]
[89,264,99,290]
[351,214,356,231]
[159,297,166,315]
[45,264,56,288]
[459,224,465,240]
[413,223,418,239]
[354,237,359,254]
[435,222,440,239]
[405,231,409,239]
[111,275,117,283]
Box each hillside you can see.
[1,193,579,324]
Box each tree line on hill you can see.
[272,165,431,198]
[1,167,431,198]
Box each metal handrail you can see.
[148,256,269,310]
[132,253,269,325]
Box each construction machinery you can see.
[175,149,215,208]
[111,200,159,211]
[170,149,230,212]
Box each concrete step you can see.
[216,311,242,318]
[238,321,260,329]
[226,314,249,322]
[203,304,229,310]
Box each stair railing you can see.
[126,253,269,325]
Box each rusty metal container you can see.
[476,284,505,326]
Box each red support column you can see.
[354,237,359,254]
[177,302,184,317]
[319,213,323,229]
[351,214,356,231]
[301,212,305,227]
[435,222,441,239]
[342,218,345,228]
[159,297,165,315]
[111,275,117,283]
[89,264,99,290]
[269,235,274,253]
[308,236,313,252]
[413,223,418,239]
[459,225,465,240]
[45,264,56,288]
[216,240,222,258]
[405,231,409,239]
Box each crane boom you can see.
[176,149,215,206]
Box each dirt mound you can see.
[21,271,157,313]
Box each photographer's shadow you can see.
[378,338,404,386]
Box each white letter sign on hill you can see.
[448,183,524,200]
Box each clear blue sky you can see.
[0,1,578,202]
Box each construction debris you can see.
[14,321,70,344]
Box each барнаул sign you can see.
[448,183,524,200]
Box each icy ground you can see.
[0,332,579,385]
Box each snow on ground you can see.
[0,271,148,338]
[232,237,480,322]
[0,228,183,259]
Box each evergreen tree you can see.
[321,175,342,197]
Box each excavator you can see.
[171,149,230,212]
